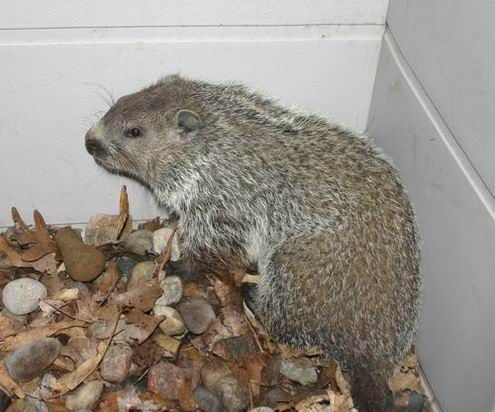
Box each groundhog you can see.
[85,75,422,411]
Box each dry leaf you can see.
[50,309,120,395]
[50,288,79,301]
[153,334,181,357]
[388,354,423,393]
[138,217,163,232]
[97,259,119,293]
[18,210,57,262]
[117,185,130,240]
[296,394,331,411]
[111,281,162,312]
[2,320,86,352]
[153,225,177,277]
[0,235,57,274]
[0,363,25,398]
[123,309,164,344]
[0,313,19,340]
[0,235,33,269]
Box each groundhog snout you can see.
[85,129,103,156]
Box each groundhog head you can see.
[85,76,203,184]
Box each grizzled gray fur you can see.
[85,75,422,411]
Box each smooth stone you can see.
[154,305,187,336]
[156,276,183,306]
[2,278,47,315]
[124,230,154,256]
[4,338,61,382]
[280,358,318,386]
[200,361,249,412]
[65,380,104,411]
[152,227,181,261]
[55,227,106,282]
[147,361,189,401]
[100,344,133,383]
[127,261,155,290]
[177,298,216,334]
[249,408,274,412]
[193,385,224,412]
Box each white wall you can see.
[0,0,388,226]
[367,4,495,410]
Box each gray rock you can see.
[280,358,318,386]
[156,275,183,306]
[125,230,154,256]
[177,298,216,334]
[193,385,224,412]
[154,305,187,336]
[152,227,181,261]
[249,408,274,412]
[116,256,138,277]
[4,338,61,382]
[100,344,133,383]
[65,380,104,411]
[200,361,249,412]
[2,278,47,315]
[127,261,155,290]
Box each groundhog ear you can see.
[176,110,203,133]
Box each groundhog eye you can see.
[128,128,141,138]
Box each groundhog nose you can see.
[85,130,101,155]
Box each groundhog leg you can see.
[253,235,395,411]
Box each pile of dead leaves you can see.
[0,187,430,411]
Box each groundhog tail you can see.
[349,366,393,412]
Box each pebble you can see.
[55,227,105,282]
[4,338,61,382]
[127,261,155,290]
[177,298,216,334]
[193,385,224,412]
[147,361,189,401]
[152,227,181,261]
[280,358,318,386]
[2,278,47,315]
[249,408,275,412]
[201,361,249,412]
[153,305,187,336]
[124,230,154,256]
[65,380,104,411]
[100,344,133,383]
[156,275,183,306]
[84,213,132,246]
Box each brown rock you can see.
[177,297,216,334]
[55,227,105,282]
[200,360,249,412]
[148,361,188,400]
[100,344,133,383]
